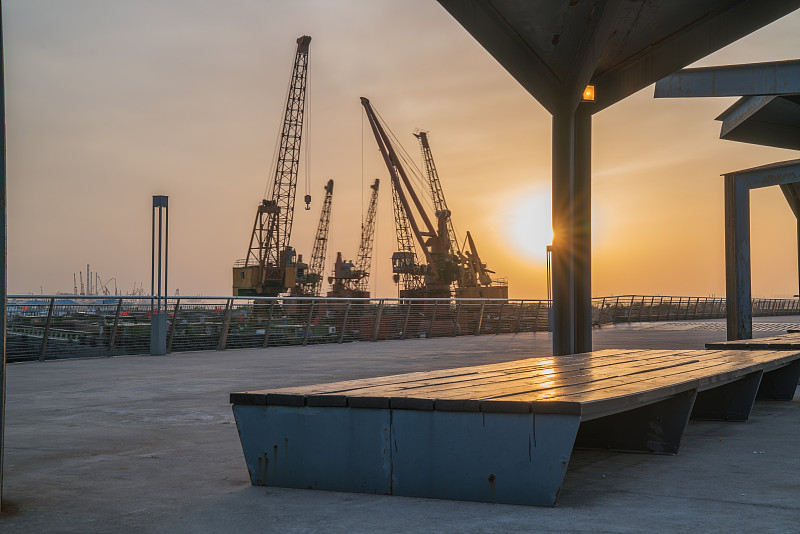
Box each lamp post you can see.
[151,195,168,355]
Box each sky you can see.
[3,1,799,299]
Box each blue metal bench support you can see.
[390,410,580,507]
[691,370,763,422]
[232,404,581,507]
[574,390,697,454]
[757,360,800,400]
[232,405,392,494]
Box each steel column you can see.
[725,175,752,340]
[552,107,592,355]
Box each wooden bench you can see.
[231,348,800,507]
[707,332,800,350]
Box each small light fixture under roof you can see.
[582,85,595,102]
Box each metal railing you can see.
[5,294,799,363]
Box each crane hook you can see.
[304,194,311,210]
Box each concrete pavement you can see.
[1,317,799,533]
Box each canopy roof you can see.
[438,0,800,113]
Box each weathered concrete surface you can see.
[1,317,799,533]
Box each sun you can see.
[506,187,552,262]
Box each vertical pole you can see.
[39,298,54,362]
[166,298,180,353]
[302,300,315,346]
[150,196,168,355]
[573,108,592,351]
[551,109,573,354]
[263,299,275,348]
[109,297,123,356]
[551,107,591,355]
[515,301,523,333]
[401,301,412,340]
[453,301,463,337]
[495,301,504,334]
[371,299,384,342]
[338,301,350,344]
[218,298,233,351]
[428,300,438,339]
[533,300,542,332]
[599,297,606,326]
[725,174,752,340]
[474,300,486,336]
[0,7,7,506]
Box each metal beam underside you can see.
[655,59,800,98]
[716,94,800,150]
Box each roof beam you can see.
[655,59,800,98]
[592,0,800,112]
[437,0,562,114]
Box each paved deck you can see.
[2,317,799,533]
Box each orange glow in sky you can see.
[3,1,799,298]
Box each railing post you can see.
[515,301,524,333]
[495,301,505,334]
[263,299,275,348]
[692,297,700,320]
[302,300,315,346]
[428,300,438,339]
[474,300,486,336]
[39,297,55,362]
[166,298,180,354]
[371,299,384,342]
[453,300,463,337]
[599,297,607,326]
[338,301,350,344]
[218,298,233,351]
[109,297,123,356]
[401,301,412,340]
[533,300,542,332]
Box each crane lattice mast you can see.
[414,130,462,257]
[233,35,311,297]
[306,179,334,296]
[354,179,380,293]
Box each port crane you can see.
[327,178,380,298]
[360,98,457,298]
[301,179,334,296]
[414,130,508,298]
[233,35,311,297]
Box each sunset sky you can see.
[3,1,799,299]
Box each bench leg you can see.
[575,390,697,455]
[391,410,581,507]
[757,360,800,401]
[691,370,763,422]
[232,405,392,494]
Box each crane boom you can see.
[233,35,311,297]
[306,179,334,296]
[360,97,455,298]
